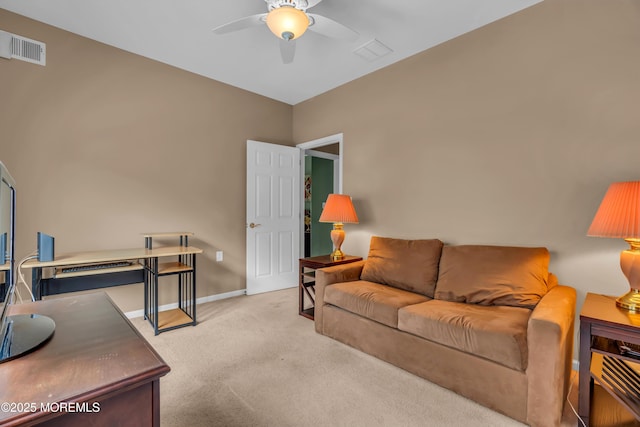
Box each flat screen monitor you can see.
[0,161,16,336]
[0,161,55,363]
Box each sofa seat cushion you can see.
[324,280,431,328]
[398,300,530,371]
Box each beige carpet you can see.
[130,288,580,427]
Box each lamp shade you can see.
[588,181,640,238]
[319,194,359,224]
[266,6,309,40]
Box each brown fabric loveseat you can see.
[314,237,576,427]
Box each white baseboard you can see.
[124,289,246,319]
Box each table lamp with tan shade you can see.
[588,181,640,311]
[319,194,359,261]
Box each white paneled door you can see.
[246,140,300,295]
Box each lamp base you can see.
[330,223,345,261]
[616,289,640,312]
[330,249,345,261]
[618,242,640,312]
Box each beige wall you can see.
[3,0,640,341]
[293,0,640,332]
[0,10,293,312]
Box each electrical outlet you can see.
[216,251,223,262]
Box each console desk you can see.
[0,292,170,426]
[23,243,203,335]
[23,247,195,299]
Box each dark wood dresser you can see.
[0,292,170,426]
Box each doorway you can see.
[244,135,343,295]
[297,134,343,258]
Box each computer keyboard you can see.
[61,261,133,274]
[617,341,640,358]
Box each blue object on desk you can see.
[0,233,5,264]
[37,232,55,262]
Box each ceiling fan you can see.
[212,0,359,64]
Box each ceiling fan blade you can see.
[305,0,323,9]
[279,39,296,64]
[212,14,266,35]
[307,14,358,41]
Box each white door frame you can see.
[296,133,343,256]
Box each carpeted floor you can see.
[130,288,580,427]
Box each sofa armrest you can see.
[526,284,576,427]
[314,260,366,333]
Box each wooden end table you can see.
[299,255,362,320]
[579,292,640,426]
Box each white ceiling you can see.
[0,0,541,105]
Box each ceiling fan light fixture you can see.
[266,6,309,40]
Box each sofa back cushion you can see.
[434,245,549,309]
[361,236,444,297]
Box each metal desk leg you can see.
[143,258,149,321]
[144,237,151,320]
[192,254,197,326]
[31,267,42,301]
[178,254,183,311]
[153,256,159,336]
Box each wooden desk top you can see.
[580,292,640,329]
[0,292,170,426]
[22,246,203,269]
[0,262,8,272]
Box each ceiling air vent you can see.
[0,30,46,66]
[353,39,393,62]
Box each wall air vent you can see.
[12,33,46,65]
[0,30,46,66]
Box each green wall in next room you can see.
[305,156,334,256]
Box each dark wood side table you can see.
[579,292,640,426]
[0,292,170,427]
[299,255,362,320]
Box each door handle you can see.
[248,223,261,229]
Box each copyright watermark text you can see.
[1,401,100,413]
